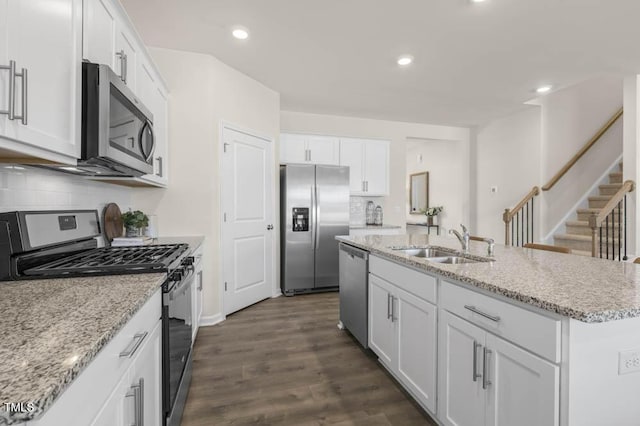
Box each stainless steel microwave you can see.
[78,62,155,177]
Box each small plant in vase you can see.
[122,210,149,237]
[423,206,443,226]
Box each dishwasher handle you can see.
[339,243,369,260]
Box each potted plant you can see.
[121,210,149,237]
[423,206,443,226]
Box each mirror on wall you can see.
[410,172,429,214]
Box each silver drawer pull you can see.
[126,378,144,426]
[120,332,148,358]
[464,305,500,322]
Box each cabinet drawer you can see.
[370,255,436,304]
[32,289,162,426]
[440,280,560,363]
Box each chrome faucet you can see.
[477,237,495,257]
[449,224,470,253]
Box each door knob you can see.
[267,224,274,230]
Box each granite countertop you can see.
[0,273,165,424]
[349,224,402,230]
[337,234,640,323]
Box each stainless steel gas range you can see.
[0,209,193,426]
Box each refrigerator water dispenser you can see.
[292,208,309,231]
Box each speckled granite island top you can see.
[337,234,640,323]
[0,273,165,424]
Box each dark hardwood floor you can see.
[181,292,437,426]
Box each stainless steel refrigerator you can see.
[280,164,350,295]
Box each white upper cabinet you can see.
[83,0,117,69]
[0,0,82,163]
[339,138,389,196]
[83,0,170,188]
[280,133,340,165]
[137,58,168,186]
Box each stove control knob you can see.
[170,269,184,281]
[182,256,195,266]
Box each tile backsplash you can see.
[0,165,132,213]
[350,196,385,226]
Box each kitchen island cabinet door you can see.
[3,0,81,161]
[485,334,559,426]
[368,274,396,368]
[396,287,437,413]
[438,310,485,426]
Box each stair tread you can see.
[571,250,593,257]
[555,233,621,241]
[589,195,613,200]
[600,183,623,188]
[577,208,601,213]
[566,220,621,227]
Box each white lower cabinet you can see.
[368,272,437,413]
[438,309,559,426]
[28,290,162,426]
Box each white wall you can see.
[0,165,132,214]
[133,48,280,321]
[536,76,623,237]
[406,138,468,235]
[280,111,471,229]
[475,107,542,242]
[474,75,623,244]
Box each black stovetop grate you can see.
[24,244,189,276]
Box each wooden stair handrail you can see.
[589,180,635,257]
[503,186,540,245]
[542,108,623,192]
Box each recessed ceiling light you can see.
[536,85,552,94]
[471,0,487,3]
[397,55,414,66]
[232,27,249,40]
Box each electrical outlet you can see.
[619,349,640,375]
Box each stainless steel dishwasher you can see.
[338,242,369,348]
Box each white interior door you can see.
[221,126,274,315]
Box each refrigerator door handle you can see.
[310,186,316,251]
[315,187,320,250]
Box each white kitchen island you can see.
[337,233,640,426]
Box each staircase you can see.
[553,163,623,256]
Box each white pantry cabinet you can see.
[339,138,389,196]
[0,0,81,164]
[438,310,559,426]
[280,133,340,165]
[368,260,437,414]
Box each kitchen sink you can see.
[391,246,492,264]
[392,247,456,258]
[426,256,479,264]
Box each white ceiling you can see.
[121,0,639,127]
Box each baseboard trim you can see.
[199,313,224,327]
[271,291,283,298]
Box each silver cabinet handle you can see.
[387,293,392,319]
[482,347,492,390]
[365,181,368,192]
[12,65,27,125]
[126,378,144,426]
[362,181,365,192]
[155,156,163,177]
[0,60,15,119]
[124,53,128,85]
[391,296,397,322]
[117,50,126,83]
[308,149,312,162]
[197,270,203,290]
[119,332,148,358]
[472,341,482,382]
[464,305,501,322]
